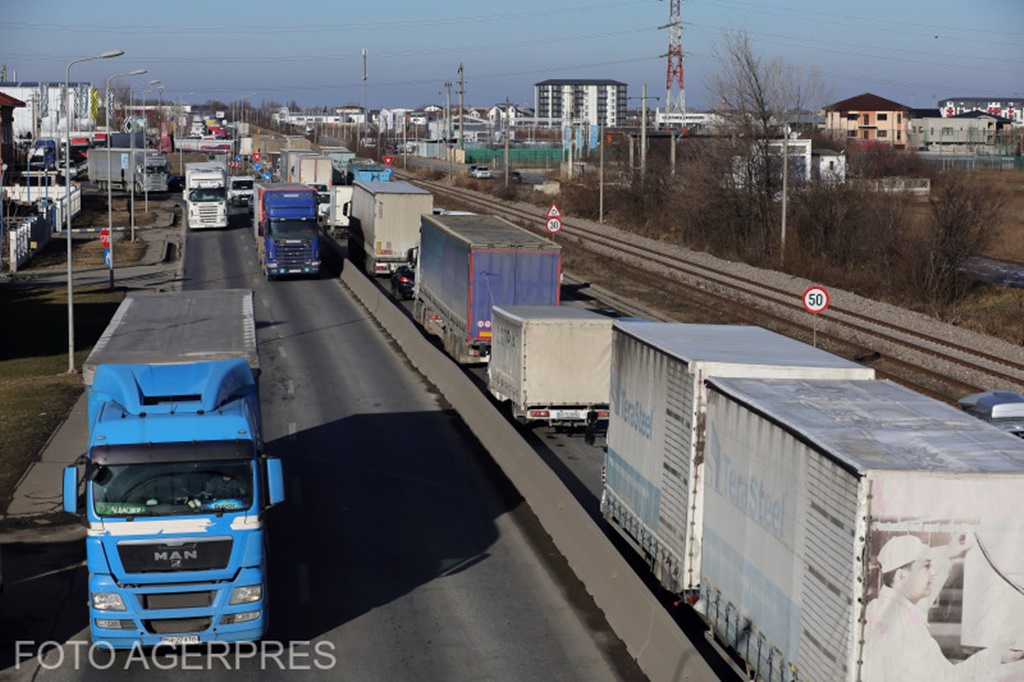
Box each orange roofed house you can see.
[823,93,911,149]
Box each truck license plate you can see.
[160,635,200,645]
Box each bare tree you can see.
[709,30,830,261]
[924,173,1000,305]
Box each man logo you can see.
[154,550,198,568]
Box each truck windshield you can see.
[92,459,254,517]
[146,166,169,175]
[232,180,254,190]
[268,219,317,238]
[190,187,226,202]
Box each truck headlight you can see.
[221,610,261,625]
[229,585,262,605]
[92,593,126,611]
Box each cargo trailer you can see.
[700,376,1024,682]
[414,214,561,364]
[601,322,876,598]
[488,305,613,426]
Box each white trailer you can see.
[297,155,333,186]
[701,376,1024,682]
[325,185,354,236]
[601,322,876,598]
[349,181,433,276]
[488,305,613,426]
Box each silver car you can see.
[468,165,492,179]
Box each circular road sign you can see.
[262,171,272,181]
[546,217,562,233]
[99,228,111,249]
[802,286,830,314]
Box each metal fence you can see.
[8,214,53,272]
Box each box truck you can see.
[349,181,433,276]
[414,213,561,364]
[63,289,285,649]
[601,322,876,600]
[488,305,613,426]
[699,376,1024,681]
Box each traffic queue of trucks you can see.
[63,289,285,649]
[53,157,1024,675]
[252,182,321,279]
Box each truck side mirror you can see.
[265,457,285,506]
[63,466,79,514]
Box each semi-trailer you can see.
[62,289,285,649]
[88,148,169,193]
[601,322,876,599]
[488,305,613,426]
[699,376,1024,681]
[348,181,433,276]
[413,213,561,364]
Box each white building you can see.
[0,81,99,139]
[534,79,627,128]
[939,97,1022,124]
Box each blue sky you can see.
[2,0,1021,112]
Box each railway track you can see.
[408,175,1024,405]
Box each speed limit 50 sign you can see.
[802,286,830,314]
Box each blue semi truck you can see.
[253,182,321,279]
[63,289,285,649]
[413,213,562,364]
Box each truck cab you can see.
[62,290,284,649]
[253,182,321,279]
[185,162,229,229]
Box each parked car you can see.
[391,264,416,300]
[511,170,522,183]
[468,165,492,179]
[167,174,185,192]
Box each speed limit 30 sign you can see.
[802,286,830,314]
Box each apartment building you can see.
[534,79,627,128]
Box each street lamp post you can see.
[143,85,164,213]
[105,68,147,289]
[129,79,159,243]
[65,48,123,374]
[0,163,7,270]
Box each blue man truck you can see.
[63,289,285,649]
[253,182,321,279]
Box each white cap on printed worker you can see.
[878,535,929,573]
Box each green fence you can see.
[462,148,564,166]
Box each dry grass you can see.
[0,285,127,514]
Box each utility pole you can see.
[599,122,605,224]
[503,97,511,187]
[445,82,453,179]
[361,48,367,151]
[457,64,464,153]
[641,84,648,177]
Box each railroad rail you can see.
[408,174,1024,405]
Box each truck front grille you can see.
[272,241,316,268]
[144,617,212,634]
[118,538,233,573]
[142,591,216,609]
